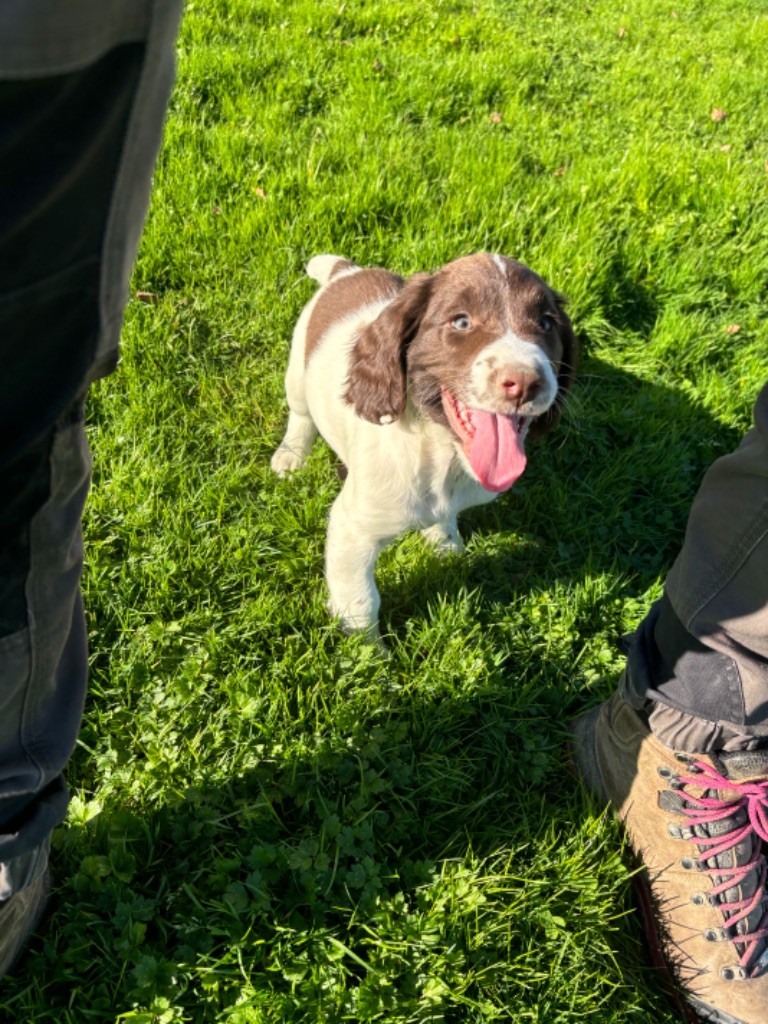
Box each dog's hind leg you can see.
[271,309,318,476]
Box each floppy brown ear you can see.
[529,292,578,439]
[344,272,433,424]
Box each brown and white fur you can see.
[271,253,577,638]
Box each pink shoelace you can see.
[677,760,768,975]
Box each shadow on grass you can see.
[10,681,673,1024]
[383,349,743,627]
[597,254,661,337]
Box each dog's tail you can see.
[306,254,356,287]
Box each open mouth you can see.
[441,387,528,493]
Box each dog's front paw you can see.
[270,445,306,477]
[421,523,465,555]
[327,598,380,642]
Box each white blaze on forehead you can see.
[491,254,514,333]
[492,254,508,280]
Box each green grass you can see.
[4,0,768,1020]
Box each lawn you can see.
[3,0,767,1021]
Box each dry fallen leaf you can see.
[136,291,159,305]
[711,108,727,122]
[719,144,732,153]
[213,204,222,215]
[726,324,741,335]
[617,26,627,38]
[255,187,266,200]
[554,166,566,177]
[490,111,502,123]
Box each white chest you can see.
[405,435,495,528]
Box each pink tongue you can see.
[468,410,527,492]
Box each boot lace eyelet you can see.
[674,753,700,769]
[721,966,746,981]
[680,857,706,871]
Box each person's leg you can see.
[624,379,768,752]
[573,382,768,1024]
[0,0,182,976]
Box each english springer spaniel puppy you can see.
[271,253,576,638]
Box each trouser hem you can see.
[622,596,768,753]
[0,835,50,902]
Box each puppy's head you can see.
[345,253,577,492]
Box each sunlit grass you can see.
[4,0,766,1020]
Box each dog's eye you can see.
[451,314,472,331]
[540,314,554,332]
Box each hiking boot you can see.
[0,870,50,980]
[572,690,768,1024]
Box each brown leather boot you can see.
[572,690,768,1024]
[0,870,50,980]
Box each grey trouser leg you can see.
[0,0,182,900]
[0,407,91,899]
[623,381,768,752]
